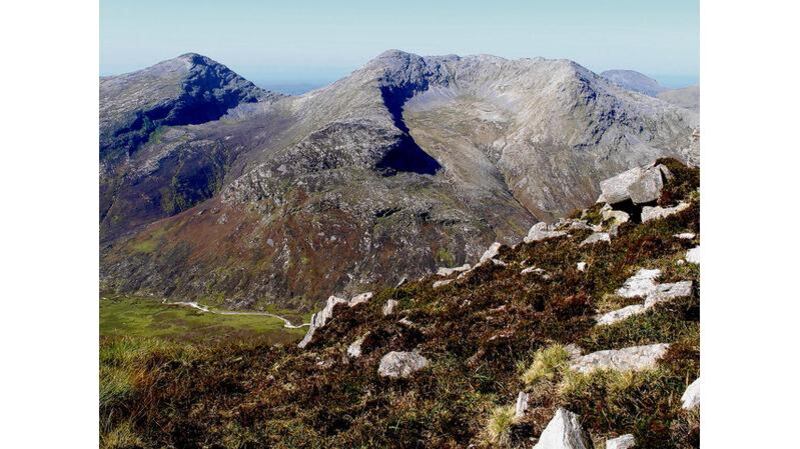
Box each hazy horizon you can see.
[100,0,698,92]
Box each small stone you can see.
[596,304,646,326]
[524,222,568,243]
[479,242,502,263]
[347,334,367,358]
[436,264,471,276]
[674,232,696,240]
[686,246,700,265]
[606,434,636,449]
[681,377,700,410]
[521,266,547,276]
[577,262,587,272]
[491,258,507,266]
[616,269,661,298]
[514,391,529,419]
[377,351,429,378]
[602,208,630,226]
[433,279,453,289]
[569,343,670,373]
[382,299,398,316]
[641,202,690,222]
[580,232,611,246]
[533,407,592,449]
[349,292,373,307]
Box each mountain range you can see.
[99,50,699,311]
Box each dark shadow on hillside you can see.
[376,86,441,176]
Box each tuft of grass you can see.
[485,405,516,446]
[522,344,570,386]
[100,420,143,449]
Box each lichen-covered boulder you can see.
[597,163,672,205]
[533,407,593,449]
[377,351,429,378]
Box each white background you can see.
[1,0,798,446]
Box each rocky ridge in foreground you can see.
[100,158,700,448]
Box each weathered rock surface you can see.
[644,281,693,308]
[569,343,670,373]
[533,407,593,449]
[298,296,347,348]
[349,292,373,307]
[597,163,672,205]
[596,304,647,326]
[641,202,690,222]
[681,377,700,410]
[433,279,453,289]
[524,222,568,243]
[606,434,636,449]
[581,232,611,246]
[616,269,662,298]
[377,351,429,378]
[437,264,471,276]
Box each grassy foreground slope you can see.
[100,159,699,449]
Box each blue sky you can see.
[100,0,698,90]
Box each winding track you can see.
[163,300,310,329]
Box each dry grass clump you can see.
[522,344,570,386]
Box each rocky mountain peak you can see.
[600,69,667,96]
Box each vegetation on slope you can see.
[100,159,699,449]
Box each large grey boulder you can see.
[377,351,429,378]
[524,222,568,243]
[606,434,636,449]
[616,269,661,298]
[597,163,672,205]
[681,377,700,410]
[298,295,348,348]
[533,407,593,449]
[569,343,670,373]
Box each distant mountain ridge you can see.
[600,69,699,112]
[100,50,698,311]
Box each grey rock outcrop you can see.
[606,434,636,449]
[597,163,672,206]
[643,281,693,308]
[581,232,611,246]
[617,269,662,298]
[681,377,700,410]
[377,351,429,378]
[349,292,373,307]
[298,295,347,348]
[479,242,502,264]
[596,305,647,326]
[533,407,593,449]
[437,264,471,276]
[569,343,670,373]
[524,222,568,243]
